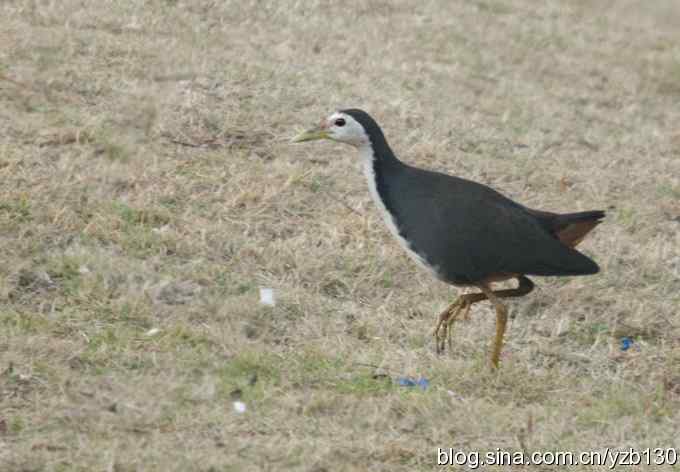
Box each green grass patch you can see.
[0,310,50,334]
[0,197,32,224]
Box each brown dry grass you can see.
[1,1,680,470]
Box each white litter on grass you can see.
[145,328,161,337]
[232,401,247,413]
[151,225,171,234]
[259,288,275,306]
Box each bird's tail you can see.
[554,210,605,248]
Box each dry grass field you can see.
[2,0,680,470]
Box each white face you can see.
[323,112,370,147]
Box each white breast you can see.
[358,145,440,279]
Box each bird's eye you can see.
[334,118,346,127]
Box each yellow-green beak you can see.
[291,127,329,143]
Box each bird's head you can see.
[292,110,372,148]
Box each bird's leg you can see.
[443,293,485,351]
[434,277,535,357]
[433,299,460,354]
[433,292,486,354]
[449,276,534,326]
[454,299,473,326]
[477,283,509,369]
[460,298,474,321]
[464,276,535,306]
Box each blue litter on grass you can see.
[620,337,634,351]
[396,377,429,390]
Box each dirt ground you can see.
[1,1,680,470]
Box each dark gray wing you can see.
[385,166,599,284]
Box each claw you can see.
[433,298,470,354]
[432,278,530,366]
[433,299,459,353]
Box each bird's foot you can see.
[444,299,473,351]
[433,301,457,354]
[433,299,470,354]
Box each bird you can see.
[292,109,604,368]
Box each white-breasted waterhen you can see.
[293,109,604,368]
